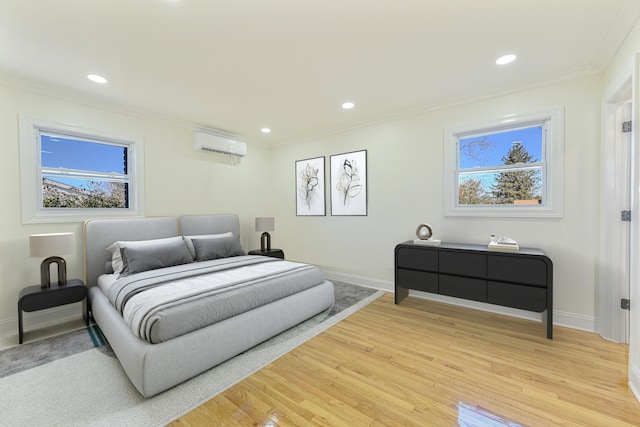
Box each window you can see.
[458,123,544,205]
[20,116,145,223]
[444,107,564,217]
[41,133,130,208]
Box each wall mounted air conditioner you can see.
[194,131,247,157]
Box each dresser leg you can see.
[18,303,24,344]
[543,309,553,339]
[82,299,90,326]
[395,286,409,304]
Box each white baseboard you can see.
[630,365,640,405]
[552,309,596,332]
[0,303,84,336]
[321,268,596,333]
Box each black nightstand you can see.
[248,248,285,259]
[18,279,89,344]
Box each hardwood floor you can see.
[171,293,640,426]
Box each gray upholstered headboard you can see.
[178,214,239,237]
[83,214,240,288]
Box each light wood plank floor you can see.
[171,293,640,426]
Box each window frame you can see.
[19,116,145,223]
[443,107,564,218]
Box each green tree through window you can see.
[490,142,541,204]
[458,177,490,205]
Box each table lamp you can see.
[255,217,275,252]
[29,232,74,288]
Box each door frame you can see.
[600,75,632,344]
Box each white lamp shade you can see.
[29,232,74,257]
[255,217,275,232]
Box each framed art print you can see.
[330,150,367,216]
[295,156,326,216]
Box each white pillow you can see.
[107,236,187,275]
[182,232,233,259]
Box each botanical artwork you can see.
[330,150,367,216]
[295,157,325,216]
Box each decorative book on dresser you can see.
[394,241,553,339]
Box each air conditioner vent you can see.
[194,131,246,157]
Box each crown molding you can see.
[593,0,640,70]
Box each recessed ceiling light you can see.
[342,102,355,110]
[261,128,271,134]
[496,54,516,65]
[87,74,108,84]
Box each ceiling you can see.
[1,0,639,146]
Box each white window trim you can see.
[443,107,564,218]
[19,116,145,224]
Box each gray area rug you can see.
[0,325,110,378]
[0,281,383,427]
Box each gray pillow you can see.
[182,232,233,259]
[120,238,193,276]
[107,236,186,275]
[192,235,246,261]
[104,261,114,274]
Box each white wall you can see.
[0,83,273,333]
[0,66,604,335]
[272,74,602,329]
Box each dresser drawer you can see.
[396,247,438,272]
[439,275,486,302]
[487,281,547,312]
[487,255,548,287]
[397,269,438,293]
[439,251,486,278]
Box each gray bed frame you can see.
[84,214,335,397]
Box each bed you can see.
[84,214,335,397]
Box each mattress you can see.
[99,255,326,344]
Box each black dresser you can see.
[394,241,553,338]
